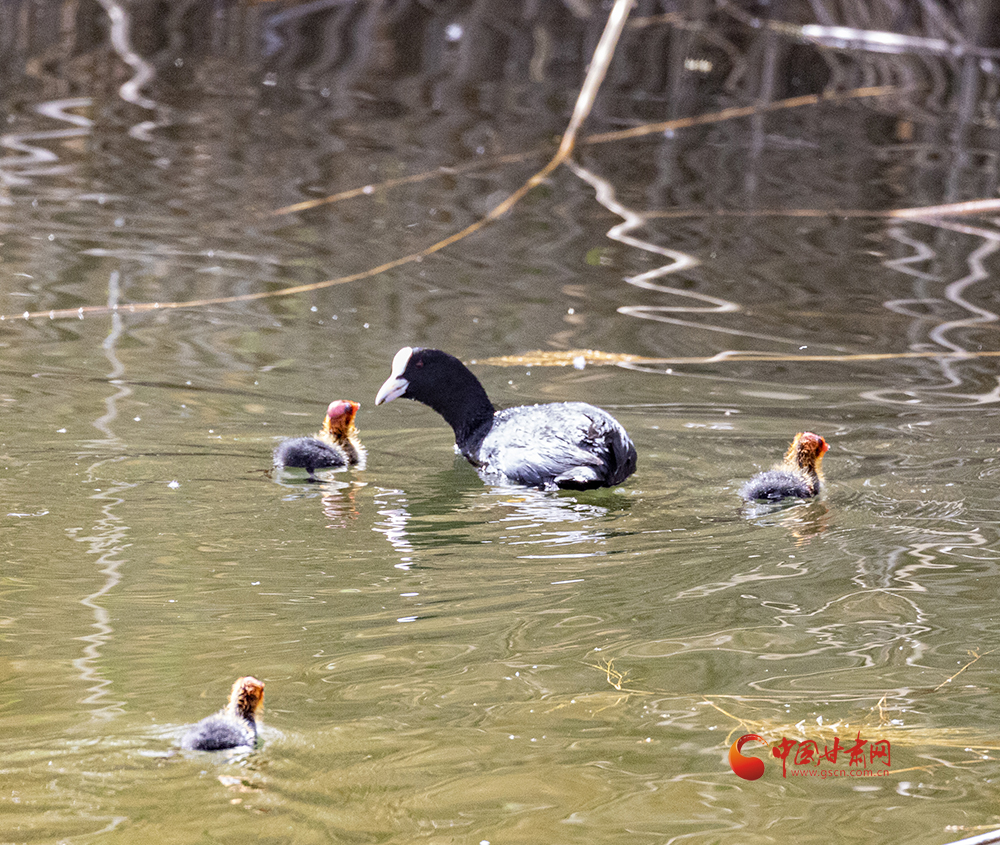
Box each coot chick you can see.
[180,676,265,751]
[273,400,366,479]
[374,347,637,490]
[740,432,829,501]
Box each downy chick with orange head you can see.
[740,432,828,501]
[180,676,265,751]
[273,400,366,479]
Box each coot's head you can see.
[376,347,429,405]
[323,399,359,439]
[374,348,484,406]
[374,347,496,445]
[228,676,265,721]
[786,432,828,472]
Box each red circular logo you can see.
[729,734,767,780]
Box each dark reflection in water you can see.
[372,472,630,561]
[4,2,1000,844]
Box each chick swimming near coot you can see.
[180,676,265,751]
[374,347,637,490]
[740,432,828,501]
[273,400,366,479]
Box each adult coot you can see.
[375,347,637,490]
[180,676,265,751]
[740,432,828,501]
[273,400,366,479]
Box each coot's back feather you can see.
[479,403,635,489]
[375,347,636,490]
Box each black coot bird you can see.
[375,347,637,490]
[273,400,365,479]
[180,676,265,751]
[740,432,828,501]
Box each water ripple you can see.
[0,97,92,195]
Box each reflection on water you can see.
[4,1,1000,843]
[740,499,832,541]
[489,487,615,550]
[96,0,161,143]
[0,98,93,195]
[69,481,129,721]
[864,219,1000,408]
[373,480,623,565]
[71,272,130,721]
[373,486,417,570]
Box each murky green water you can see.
[3,3,1000,843]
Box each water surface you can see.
[3,2,1000,843]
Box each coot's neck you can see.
[419,363,496,451]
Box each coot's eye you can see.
[415,360,423,368]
